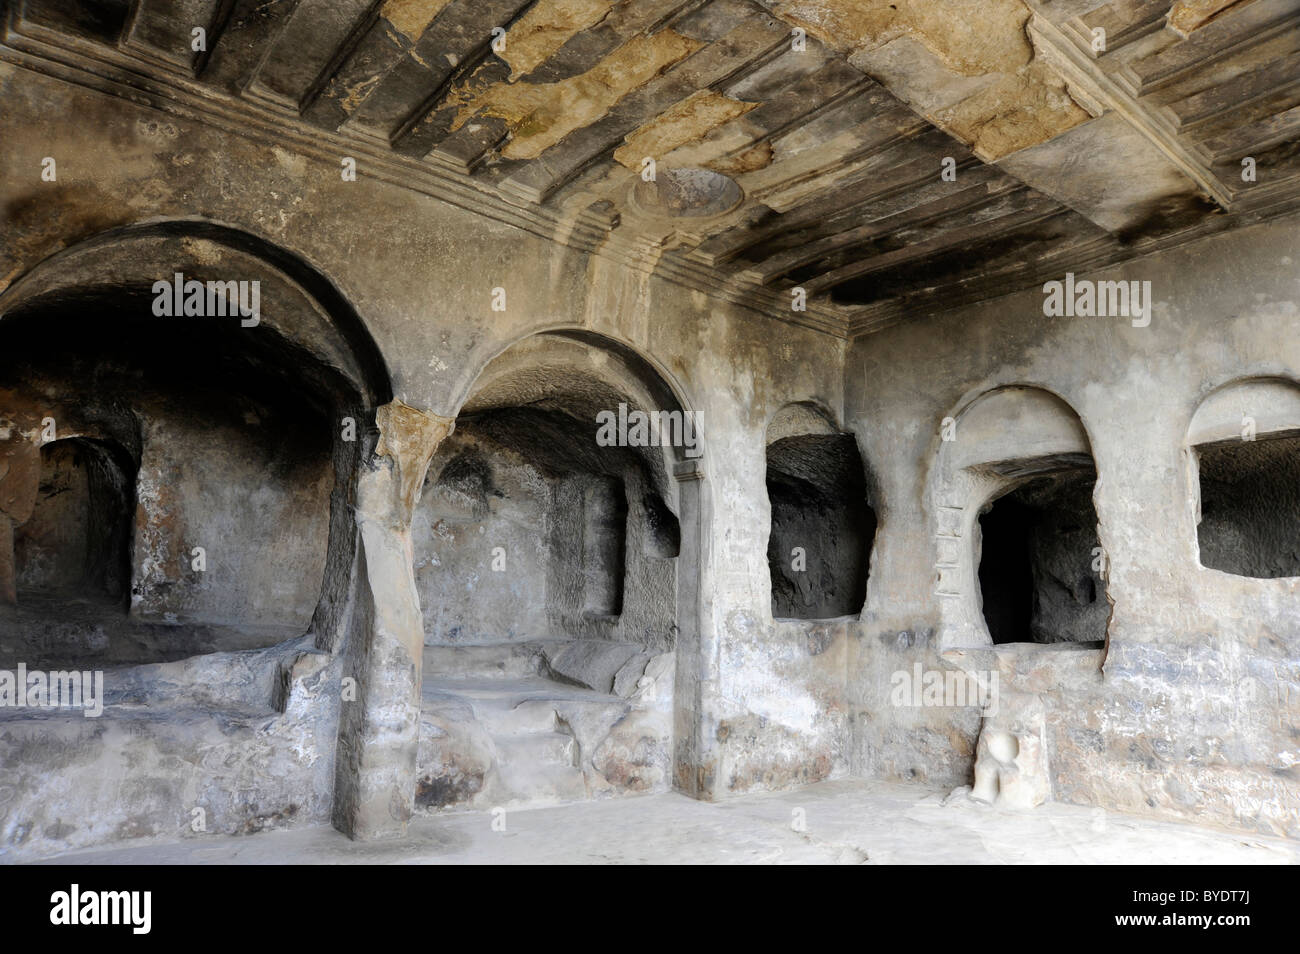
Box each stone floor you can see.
[30,779,1299,865]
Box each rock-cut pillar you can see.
[334,400,453,840]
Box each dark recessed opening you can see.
[0,293,349,666]
[418,397,681,646]
[15,437,135,609]
[1197,433,1300,578]
[767,433,874,619]
[978,466,1107,645]
[642,491,680,558]
[581,475,627,617]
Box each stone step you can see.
[416,671,646,813]
[421,642,550,680]
[477,697,565,736]
[424,679,629,737]
[421,639,663,698]
[493,752,589,806]
[495,731,578,770]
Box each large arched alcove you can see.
[932,386,1107,651]
[0,221,391,666]
[412,330,703,812]
[0,222,399,852]
[1187,376,1300,579]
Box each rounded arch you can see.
[449,329,704,502]
[418,329,703,642]
[410,328,710,806]
[1186,375,1300,580]
[14,435,137,608]
[0,219,393,408]
[765,400,840,444]
[449,328,699,449]
[932,384,1105,650]
[0,220,394,661]
[1187,374,1300,447]
[938,383,1094,480]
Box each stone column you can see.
[334,400,453,840]
[671,458,719,798]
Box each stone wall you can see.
[845,216,1300,836]
[415,430,554,645]
[0,310,337,666]
[1,59,1297,858]
[0,67,850,856]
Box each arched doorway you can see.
[412,330,704,811]
[929,385,1107,809]
[0,223,390,664]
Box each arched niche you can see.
[933,386,1107,650]
[411,329,708,809]
[1188,376,1300,579]
[418,333,684,650]
[764,402,874,620]
[0,222,392,667]
[15,437,136,607]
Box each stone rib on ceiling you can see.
[4,0,1299,338]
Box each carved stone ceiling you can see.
[4,0,1298,336]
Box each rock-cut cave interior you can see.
[0,0,1298,872]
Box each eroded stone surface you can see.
[0,8,1298,866]
[500,0,615,79]
[1167,0,1250,36]
[614,91,760,169]
[452,31,703,160]
[759,0,1091,158]
[970,694,1050,808]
